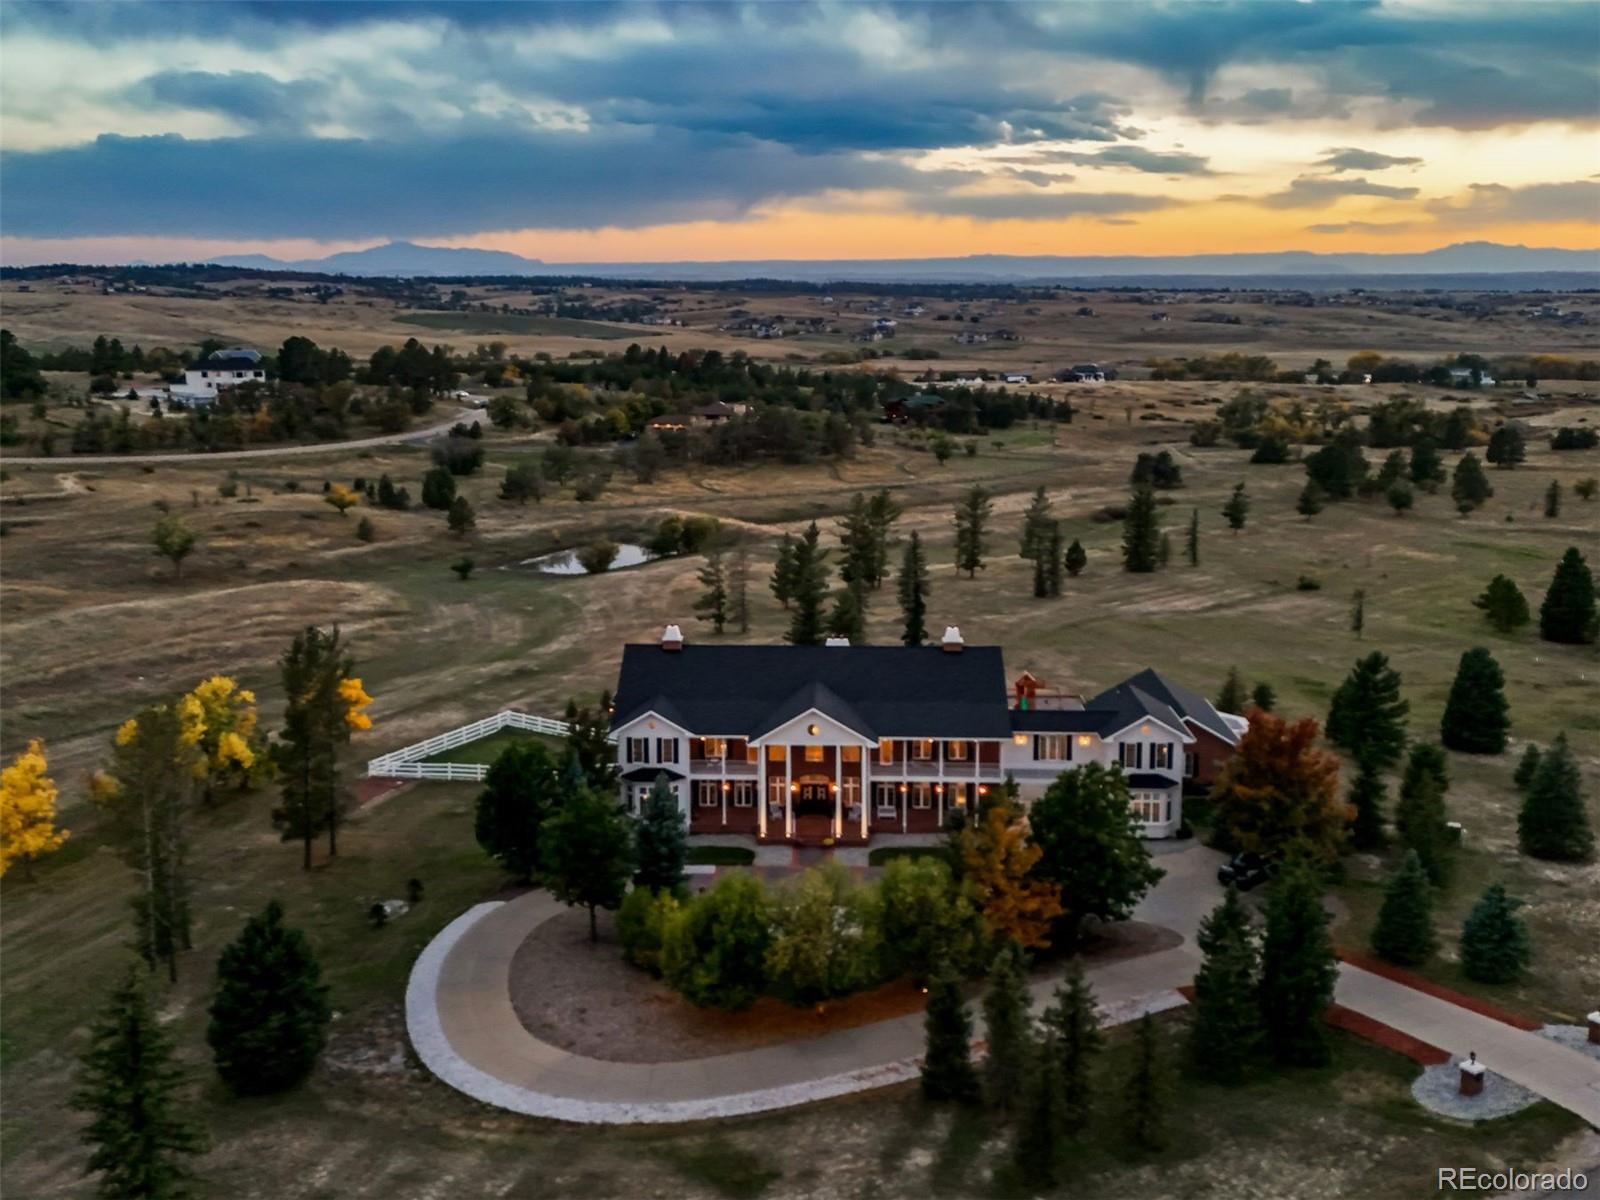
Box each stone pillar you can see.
[1587,1011,1600,1045]
[1459,1053,1485,1097]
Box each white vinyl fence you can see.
[366,710,590,782]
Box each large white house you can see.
[169,346,266,405]
[609,626,1245,845]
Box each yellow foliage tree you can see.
[324,483,361,517]
[178,675,267,800]
[1,739,68,878]
[338,677,374,731]
[959,799,1063,950]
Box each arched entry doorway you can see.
[793,774,832,819]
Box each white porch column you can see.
[901,783,908,833]
[721,783,728,828]
[833,748,842,838]
[859,747,869,840]
[784,749,793,839]
[937,783,945,828]
[757,743,768,839]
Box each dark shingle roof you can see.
[188,356,263,373]
[1100,668,1239,744]
[612,643,1011,739]
[1082,680,1191,741]
[621,766,684,782]
[1008,708,1118,733]
[1125,772,1179,789]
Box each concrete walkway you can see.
[406,845,1600,1126]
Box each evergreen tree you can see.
[1012,1038,1064,1190]
[1222,481,1250,532]
[826,587,867,643]
[770,533,798,609]
[206,901,330,1095]
[1440,647,1510,754]
[1538,547,1597,644]
[1459,884,1531,984]
[1123,1014,1167,1152]
[1121,487,1160,572]
[1064,537,1087,577]
[1186,506,1200,565]
[1475,574,1531,633]
[1395,746,1451,887]
[836,493,874,591]
[1370,850,1436,966]
[72,965,206,1199]
[1325,651,1408,767]
[1518,733,1594,861]
[540,789,634,942]
[920,961,979,1102]
[1512,743,1542,793]
[1296,480,1324,518]
[953,485,993,577]
[1044,522,1064,597]
[1216,667,1245,714]
[864,489,902,589]
[785,522,831,645]
[474,741,564,881]
[633,773,687,893]
[1346,756,1388,851]
[1544,479,1562,518]
[729,540,751,633]
[1486,425,1526,469]
[1250,681,1276,712]
[1386,482,1414,516]
[1350,588,1366,638]
[272,627,359,868]
[897,531,930,646]
[1409,438,1445,491]
[446,495,475,536]
[420,465,456,510]
[1031,544,1048,598]
[982,941,1032,1113]
[693,551,729,634]
[1018,485,1053,560]
[1157,531,1172,568]
[1188,887,1260,1084]
[1451,452,1493,512]
[1041,961,1102,1133]
[1258,864,1338,1067]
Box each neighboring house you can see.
[647,401,749,433]
[609,627,1244,845]
[170,347,266,405]
[1056,363,1107,383]
[1447,367,1496,387]
[882,392,946,422]
[1002,372,1031,384]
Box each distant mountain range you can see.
[207,239,1600,284]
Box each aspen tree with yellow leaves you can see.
[178,675,267,804]
[1,739,68,879]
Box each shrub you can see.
[661,873,772,1010]
[617,887,679,976]
[577,540,619,574]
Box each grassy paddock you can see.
[420,727,567,765]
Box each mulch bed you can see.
[508,909,1181,1064]
[1337,949,1543,1031]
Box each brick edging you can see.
[1336,949,1543,1031]
[1176,981,1451,1065]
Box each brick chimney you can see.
[941,625,964,653]
[661,624,684,651]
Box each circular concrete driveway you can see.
[405,845,1223,1124]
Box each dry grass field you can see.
[2,287,1598,1198]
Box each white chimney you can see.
[941,625,964,653]
[824,636,851,647]
[661,624,684,651]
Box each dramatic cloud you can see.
[1316,147,1422,173]
[917,191,1174,221]
[1254,176,1421,210]
[1306,220,1418,235]
[1427,180,1600,227]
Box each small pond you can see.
[519,542,653,575]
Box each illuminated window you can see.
[703,738,727,760]
[805,745,825,764]
[946,741,968,761]
[912,739,935,761]
[767,745,786,762]
[1150,743,1173,769]
[842,745,861,763]
[878,739,894,764]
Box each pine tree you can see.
[474,741,563,882]
[1386,481,1414,516]
[1475,574,1531,633]
[1544,479,1561,518]
[1019,485,1053,560]
[1350,588,1366,638]
[1370,850,1437,966]
[540,789,634,942]
[1346,756,1388,850]
[1410,438,1445,491]
[1222,481,1250,532]
[1122,486,1160,572]
[786,522,831,645]
[1395,745,1451,887]
[1538,547,1597,644]
[837,492,879,592]
[1123,1014,1167,1152]
[953,485,992,577]
[729,540,751,633]
[1258,864,1338,1067]
[1041,961,1102,1133]
[1451,452,1493,512]
[921,961,979,1102]
[1326,651,1408,767]
[1297,480,1324,518]
[1188,887,1260,1084]
[1459,884,1531,984]
[693,551,729,634]
[1518,733,1594,862]
[72,965,206,1199]
[1031,544,1048,598]
[1250,681,1276,712]
[1044,522,1064,596]
[1013,1037,1064,1190]
[421,465,456,510]
[865,489,902,589]
[770,533,798,609]
[1157,531,1172,568]
[447,494,475,535]
[982,941,1032,1113]
[1215,667,1245,714]
[826,587,867,643]
[1186,506,1200,564]
[1486,425,1526,469]
[1439,647,1510,754]
[634,773,687,893]
[1064,537,1087,577]
[206,901,331,1095]
[897,531,930,646]
[1513,743,1542,793]
[273,626,354,870]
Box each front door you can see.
[796,783,831,817]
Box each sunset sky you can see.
[2,0,1597,265]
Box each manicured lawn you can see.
[868,845,947,866]
[421,728,566,766]
[687,845,757,866]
